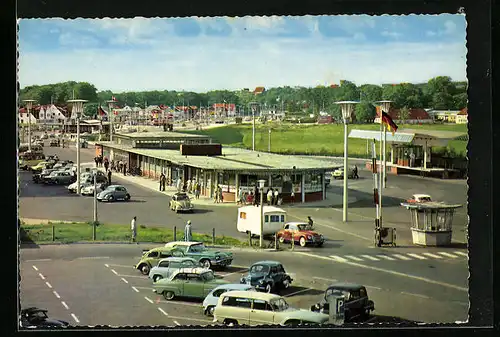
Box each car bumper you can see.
[212,258,232,266]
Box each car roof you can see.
[174,192,188,196]
[174,267,211,275]
[285,222,308,226]
[327,283,365,290]
[252,260,282,266]
[107,185,125,189]
[159,257,196,262]
[22,307,47,314]
[413,194,431,198]
[165,241,202,247]
[212,284,254,291]
[222,290,282,301]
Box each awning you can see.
[348,129,415,143]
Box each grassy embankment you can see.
[20,221,248,246]
[183,123,468,158]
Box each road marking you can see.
[45,282,52,288]
[132,286,140,292]
[312,276,337,282]
[71,313,80,323]
[155,300,202,307]
[61,301,69,310]
[406,253,427,260]
[454,251,468,257]
[365,285,382,290]
[104,264,109,267]
[392,254,412,261]
[117,274,148,279]
[422,252,443,259]
[376,255,396,261]
[25,259,52,262]
[438,252,459,258]
[38,273,45,280]
[400,291,430,299]
[284,288,313,297]
[107,264,135,268]
[53,291,60,298]
[158,307,168,316]
[32,265,38,271]
[76,256,110,260]
[167,316,212,324]
[173,320,180,326]
[145,296,154,304]
[361,255,380,261]
[121,278,129,284]
[329,255,348,262]
[344,255,364,262]
[296,252,468,292]
[219,270,248,278]
[134,286,153,290]
[111,269,118,275]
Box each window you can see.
[281,215,285,222]
[270,215,280,222]
[212,289,227,298]
[187,274,202,282]
[276,265,285,273]
[359,288,367,298]
[284,224,289,230]
[158,261,170,268]
[270,266,278,274]
[173,273,187,281]
[349,290,361,301]
[289,225,297,231]
[240,212,247,219]
[148,251,159,258]
[221,297,252,308]
[159,252,172,258]
[265,215,269,222]
[249,264,269,273]
[252,299,272,311]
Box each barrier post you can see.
[92,222,96,241]
[212,228,216,245]
[274,232,278,251]
[52,225,55,241]
[248,232,252,247]
[173,226,177,241]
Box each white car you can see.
[148,257,200,282]
[203,284,255,316]
[81,183,107,196]
[67,181,91,193]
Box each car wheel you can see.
[223,319,238,326]
[153,275,163,282]
[206,306,215,316]
[299,237,307,247]
[125,194,130,201]
[163,291,175,300]
[108,195,114,202]
[265,283,272,293]
[282,278,290,289]
[316,242,324,247]
[201,259,211,269]
[139,264,150,275]
[278,236,285,243]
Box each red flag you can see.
[112,96,117,101]
[98,105,106,116]
[381,110,398,135]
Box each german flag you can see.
[98,105,107,116]
[379,108,398,135]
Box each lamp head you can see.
[258,179,266,189]
[335,101,359,122]
[375,100,393,113]
[23,99,36,110]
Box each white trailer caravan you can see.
[236,206,287,237]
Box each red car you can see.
[277,222,325,247]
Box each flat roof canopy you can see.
[97,142,342,173]
[349,128,468,145]
[115,131,211,140]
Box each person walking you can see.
[267,189,273,205]
[94,156,99,168]
[237,187,243,205]
[107,169,112,186]
[123,162,127,176]
[176,177,183,193]
[353,165,359,179]
[104,159,109,172]
[273,189,279,205]
[290,190,295,204]
[187,179,192,194]
[195,181,201,199]
[131,216,137,243]
[254,185,259,206]
[159,172,166,191]
[184,220,192,242]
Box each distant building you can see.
[329,84,339,89]
[427,110,462,123]
[253,87,265,95]
[374,108,433,124]
[455,108,468,124]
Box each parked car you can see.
[310,283,375,322]
[406,194,432,204]
[148,257,200,282]
[240,261,293,293]
[213,291,329,326]
[19,151,46,170]
[30,161,53,173]
[43,171,74,185]
[332,167,355,179]
[49,139,59,147]
[164,241,233,269]
[153,268,228,301]
[169,192,194,213]
[135,247,185,275]
[276,222,325,247]
[81,182,108,196]
[33,168,57,183]
[97,185,131,202]
[20,307,70,328]
[203,284,255,316]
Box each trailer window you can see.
[240,212,246,219]
[265,215,269,222]
[270,215,280,222]
[281,215,285,222]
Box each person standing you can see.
[159,172,166,191]
[176,177,182,193]
[254,185,259,206]
[184,220,192,242]
[131,216,137,243]
[353,165,359,179]
[104,159,109,172]
[267,189,273,205]
[290,190,295,204]
[410,152,416,168]
[94,156,99,168]
[123,162,127,176]
[195,181,201,199]
[107,169,112,186]
[273,189,279,205]
[237,187,243,205]
[187,179,192,194]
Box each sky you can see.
[18,15,467,93]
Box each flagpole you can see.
[372,139,380,244]
[379,119,383,232]
[383,124,387,188]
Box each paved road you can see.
[20,244,468,326]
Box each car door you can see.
[249,299,274,325]
[269,266,281,285]
[147,250,161,266]
[184,274,204,298]
[157,260,171,278]
[346,290,363,318]
[116,187,127,199]
[220,296,251,324]
[275,264,286,284]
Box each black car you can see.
[240,260,293,293]
[310,283,375,322]
[32,168,57,183]
[20,307,70,328]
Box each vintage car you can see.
[214,291,329,326]
[43,170,74,185]
[240,261,293,293]
[135,247,185,275]
[332,167,355,179]
[20,307,70,328]
[148,257,200,282]
[406,194,432,204]
[19,152,46,170]
[33,168,57,183]
[310,283,375,322]
[81,182,109,196]
[97,185,131,202]
[203,284,255,316]
[276,222,325,247]
[169,192,194,213]
[30,161,53,173]
[49,139,59,147]
[153,267,228,300]
[164,241,233,269]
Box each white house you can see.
[374,108,433,124]
[43,104,68,124]
[19,112,37,124]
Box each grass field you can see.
[20,222,247,246]
[183,123,468,158]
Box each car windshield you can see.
[250,264,270,274]
[189,244,205,252]
[176,194,189,201]
[270,298,289,311]
[297,224,308,231]
[420,197,431,201]
[202,271,215,281]
[27,311,48,320]
[325,288,351,301]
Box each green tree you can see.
[398,106,411,123]
[359,84,382,103]
[354,102,376,123]
[453,93,468,109]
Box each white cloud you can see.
[426,30,437,36]
[442,20,457,35]
[381,30,402,39]
[59,32,100,47]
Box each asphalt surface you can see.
[20,244,469,326]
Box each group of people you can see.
[130,216,193,243]
[236,186,283,206]
[159,176,202,199]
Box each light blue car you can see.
[202,283,255,316]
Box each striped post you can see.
[371,140,380,229]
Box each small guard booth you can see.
[400,202,463,246]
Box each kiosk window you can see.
[281,215,285,222]
[270,215,280,222]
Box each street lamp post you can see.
[375,100,393,189]
[106,100,115,141]
[249,102,259,151]
[268,128,271,152]
[67,99,87,196]
[23,100,36,152]
[93,169,98,218]
[335,101,359,222]
[258,179,266,248]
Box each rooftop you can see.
[115,131,210,139]
[349,129,468,143]
[98,142,342,172]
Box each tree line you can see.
[19,76,467,121]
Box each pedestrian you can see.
[99,155,104,167]
[237,187,243,205]
[410,152,416,168]
[195,181,201,199]
[123,162,127,176]
[159,172,166,191]
[118,160,123,173]
[267,189,273,205]
[104,159,109,172]
[94,156,99,168]
[254,185,259,206]
[176,177,182,192]
[184,220,192,242]
[187,179,192,194]
[131,216,137,243]
[290,190,295,204]
[218,186,224,203]
[273,189,279,205]
[107,169,112,186]
[353,165,359,179]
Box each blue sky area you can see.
[18,15,467,92]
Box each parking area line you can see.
[117,274,147,279]
[134,286,153,290]
[400,291,430,299]
[61,301,69,310]
[121,278,129,284]
[438,252,459,258]
[220,270,248,278]
[45,282,52,288]
[32,265,38,271]
[158,307,168,316]
[107,264,135,268]
[392,254,412,261]
[284,288,313,297]
[132,286,139,293]
[38,273,46,280]
[422,253,443,259]
[312,276,337,283]
[110,269,118,275]
[407,253,427,260]
[71,313,80,323]
[155,299,202,308]
[167,316,213,324]
[173,320,180,326]
[454,251,468,257]
[145,296,154,304]
[361,255,380,261]
[53,291,61,298]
